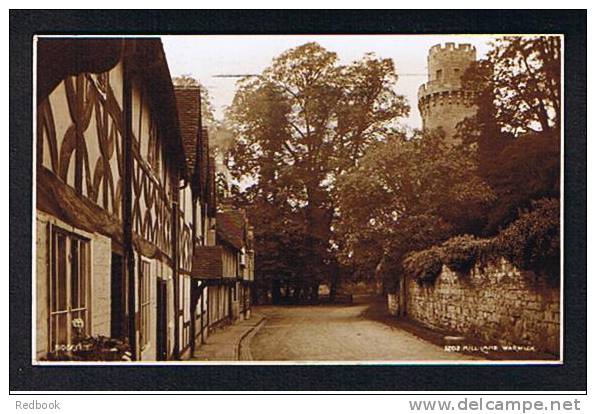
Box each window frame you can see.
[181,275,191,349]
[139,260,151,350]
[48,225,91,353]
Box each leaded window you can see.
[49,227,90,353]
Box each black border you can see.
[9,9,587,392]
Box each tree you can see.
[465,36,560,137]
[333,131,495,290]
[457,36,561,233]
[480,133,560,233]
[226,42,409,297]
[334,133,494,292]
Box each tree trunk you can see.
[329,261,340,302]
[305,182,333,287]
[272,279,281,304]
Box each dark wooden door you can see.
[110,253,124,338]
[156,279,168,360]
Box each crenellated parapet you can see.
[428,42,476,54]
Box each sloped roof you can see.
[198,127,210,201]
[125,39,189,179]
[37,38,122,102]
[192,245,224,280]
[216,210,246,250]
[174,87,201,174]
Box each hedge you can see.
[403,198,559,284]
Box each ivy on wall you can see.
[404,198,560,285]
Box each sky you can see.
[162,35,497,129]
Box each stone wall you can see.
[418,94,477,141]
[406,258,560,355]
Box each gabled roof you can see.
[216,210,246,250]
[174,86,201,175]
[133,39,188,180]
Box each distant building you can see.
[216,209,255,320]
[418,42,477,143]
[174,84,214,358]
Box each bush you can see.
[494,198,560,281]
[401,198,560,285]
[404,246,444,284]
[440,235,489,273]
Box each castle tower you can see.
[418,42,477,142]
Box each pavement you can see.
[191,313,266,361]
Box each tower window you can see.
[436,69,443,80]
[454,68,461,77]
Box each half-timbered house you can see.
[188,125,232,334]
[173,85,218,357]
[35,38,193,361]
[35,37,256,362]
[216,210,255,321]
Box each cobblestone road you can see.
[249,300,482,361]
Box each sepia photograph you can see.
[33,32,562,364]
[8,8,587,395]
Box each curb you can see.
[237,315,267,361]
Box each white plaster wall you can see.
[91,234,112,337]
[35,215,49,360]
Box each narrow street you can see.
[248,298,482,361]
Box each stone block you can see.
[406,256,560,354]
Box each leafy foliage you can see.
[440,235,490,273]
[480,133,560,233]
[403,247,444,285]
[494,198,560,281]
[222,37,561,296]
[456,36,561,235]
[460,36,561,138]
[333,130,495,285]
[405,198,560,284]
[226,42,410,293]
